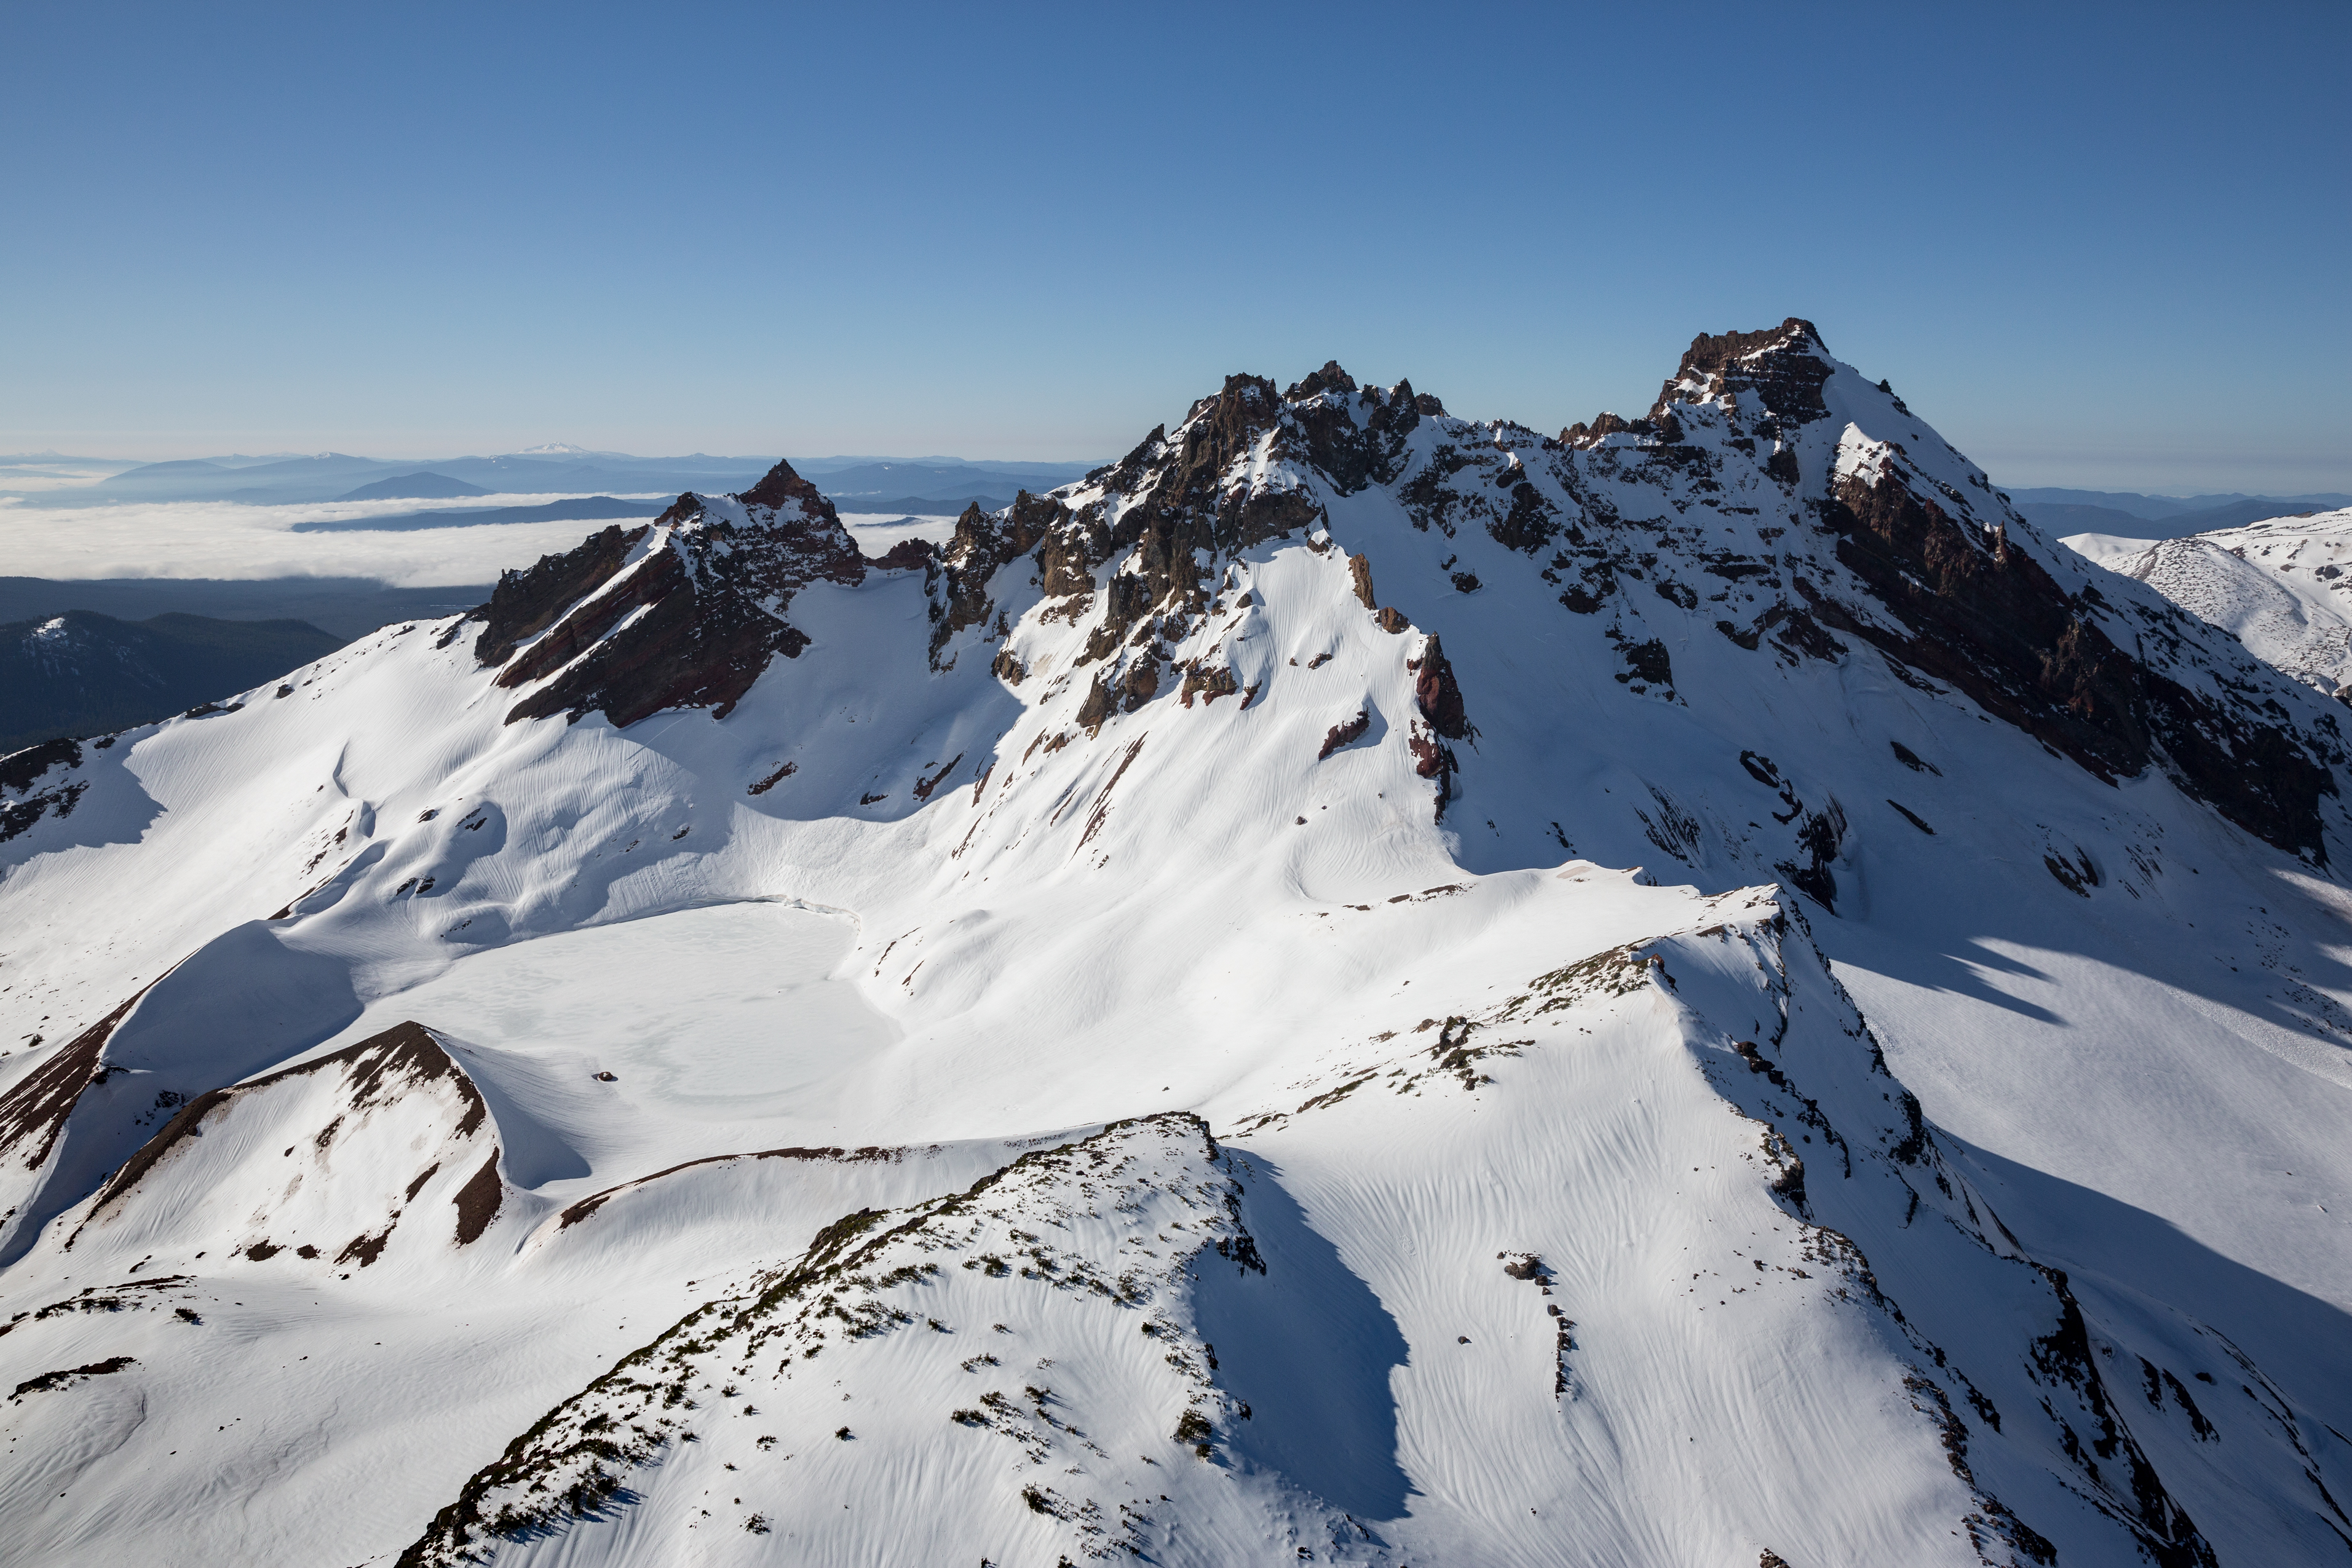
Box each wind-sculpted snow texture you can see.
[401,1115,1391,1566]
[4,325,2352,1566]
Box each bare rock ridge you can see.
[460,459,866,728]
[382,326,2339,863]
[1651,319,2338,859]
[1823,465,2336,857]
[71,1020,505,1268]
[4,321,2343,876]
[399,1114,1265,1567]
[1654,315,1838,429]
[0,989,145,1179]
[465,523,645,668]
[1411,633,1468,739]
[912,321,2330,861]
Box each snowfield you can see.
[2,324,2349,1566]
[2070,507,2352,697]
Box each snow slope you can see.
[2070,507,2352,695]
[3,323,2350,1566]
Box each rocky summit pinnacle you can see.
[736,455,834,515]
[459,456,868,729]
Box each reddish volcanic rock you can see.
[488,460,867,729]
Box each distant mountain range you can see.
[828,493,1018,516]
[291,496,668,533]
[76,452,778,508]
[806,460,1083,510]
[20,453,2343,537]
[0,577,490,642]
[2006,485,2352,539]
[333,472,493,502]
[14,451,1102,510]
[0,610,342,753]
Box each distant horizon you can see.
[0,452,1107,472]
[7,338,2346,495]
[7,7,2346,494]
[6,445,2346,507]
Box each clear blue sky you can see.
[4,2,2345,492]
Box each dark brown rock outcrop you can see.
[452,1151,502,1245]
[1561,411,1647,448]
[738,460,831,515]
[1084,375,1310,628]
[1411,635,1469,740]
[1653,317,1835,428]
[1179,664,1240,708]
[502,547,803,728]
[978,371,1380,670]
[1076,672,1116,736]
[1775,801,1848,914]
[0,989,146,1176]
[1821,468,2335,860]
[470,525,647,667]
[929,491,1080,668]
[495,461,866,729]
[1488,475,1562,554]
[1409,725,1457,820]
[870,537,933,572]
[1318,710,1370,759]
[916,366,1425,687]
[1285,360,1356,400]
[1287,370,1421,496]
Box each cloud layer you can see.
[0,497,965,587]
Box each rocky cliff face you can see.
[466,459,868,728]
[893,320,2346,871]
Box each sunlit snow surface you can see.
[2069,506,2352,695]
[312,902,900,1184]
[3,354,2351,1564]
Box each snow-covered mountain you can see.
[4,322,2350,1567]
[2071,509,2352,699]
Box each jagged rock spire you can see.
[1654,317,1835,424]
[737,457,835,517]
